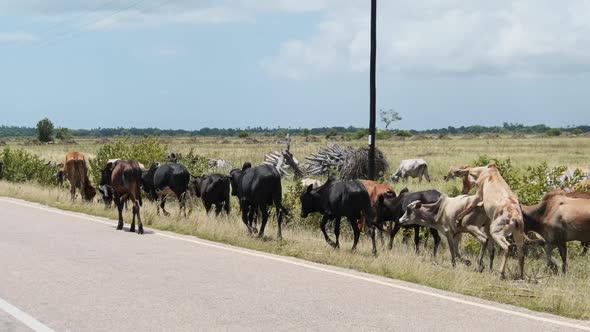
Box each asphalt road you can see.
[1,197,589,332]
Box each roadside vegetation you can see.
[1,135,589,319]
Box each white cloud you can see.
[0,32,37,43]
[261,0,590,79]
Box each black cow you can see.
[141,163,191,216]
[0,160,4,179]
[191,174,231,215]
[229,162,286,240]
[300,178,377,254]
[378,188,442,256]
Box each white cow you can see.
[301,178,321,189]
[391,159,431,183]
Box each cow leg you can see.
[275,204,283,241]
[544,243,558,273]
[130,205,136,233]
[490,230,511,279]
[512,231,525,280]
[115,195,124,230]
[160,197,170,217]
[258,205,270,239]
[240,202,254,234]
[388,222,401,250]
[413,225,420,253]
[425,170,431,183]
[333,217,341,248]
[431,229,441,257]
[223,199,231,214]
[320,215,337,248]
[204,203,212,214]
[581,242,588,256]
[444,230,457,267]
[557,243,567,274]
[477,238,489,273]
[349,215,361,252]
[214,204,223,216]
[134,200,143,234]
[70,183,76,201]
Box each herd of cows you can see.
[22,152,590,280]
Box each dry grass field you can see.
[1,135,589,319]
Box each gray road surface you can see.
[0,197,589,332]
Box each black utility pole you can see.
[368,0,377,180]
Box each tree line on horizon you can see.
[0,122,588,139]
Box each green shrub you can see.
[180,148,210,176]
[36,118,54,143]
[572,128,583,136]
[376,130,393,140]
[282,180,322,228]
[546,128,562,137]
[88,136,167,185]
[395,130,412,137]
[0,147,58,186]
[325,129,338,139]
[238,131,249,138]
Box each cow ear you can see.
[105,162,113,170]
[409,200,422,209]
[306,184,314,193]
[400,187,409,195]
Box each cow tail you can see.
[517,217,544,243]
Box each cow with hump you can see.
[64,152,96,201]
[377,188,442,255]
[522,190,590,273]
[300,177,378,255]
[456,162,542,279]
[391,159,431,183]
[191,173,231,215]
[229,162,287,240]
[399,194,492,270]
[141,163,191,216]
[100,160,144,234]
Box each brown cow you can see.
[100,160,144,234]
[358,180,395,233]
[444,165,487,194]
[457,163,542,279]
[64,152,96,201]
[522,190,590,273]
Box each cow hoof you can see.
[138,229,144,235]
[477,265,485,273]
[129,228,135,233]
[328,241,338,249]
[463,259,472,266]
[163,212,170,217]
[252,228,259,234]
[116,225,123,230]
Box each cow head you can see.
[377,191,404,222]
[190,176,206,198]
[98,186,113,207]
[228,169,242,197]
[300,183,322,218]
[390,172,401,183]
[398,200,424,225]
[83,182,97,202]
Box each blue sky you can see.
[1,1,590,130]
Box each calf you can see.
[141,163,191,216]
[100,160,144,234]
[64,152,96,201]
[378,189,442,255]
[444,165,487,194]
[0,160,4,179]
[522,190,590,273]
[229,163,286,240]
[457,163,542,279]
[400,195,492,269]
[391,159,431,183]
[300,178,376,254]
[192,174,231,215]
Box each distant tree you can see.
[276,128,288,137]
[36,118,54,143]
[325,128,338,139]
[572,128,583,136]
[55,127,73,140]
[546,128,562,137]
[302,128,311,137]
[379,108,402,130]
[238,131,249,138]
[395,130,412,138]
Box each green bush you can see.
[282,180,322,227]
[0,147,58,186]
[572,128,583,136]
[546,128,562,137]
[180,148,210,176]
[36,118,54,143]
[88,137,167,185]
[325,129,338,139]
[238,131,249,138]
[376,130,393,140]
[395,130,412,137]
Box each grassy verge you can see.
[1,181,589,320]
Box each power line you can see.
[38,0,121,37]
[36,0,153,49]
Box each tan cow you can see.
[456,163,542,279]
[522,190,590,273]
[400,194,491,269]
[444,165,487,194]
[64,152,96,201]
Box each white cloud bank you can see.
[261,1,590,79]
